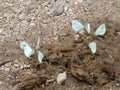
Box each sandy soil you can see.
[0,0,120,90]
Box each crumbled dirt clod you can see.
[20,21,120,89]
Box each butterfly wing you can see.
[38,51,44,63]
[24,45,35,58]
[72,20,84,32]
[88,42,97,53]
[94,24,106,36]
[85,23,90,33]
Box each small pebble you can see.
[64,6,68,12]
[28,22,36,28]
[5,68,10,72]
[75,0,83,4]
[116,83,120,86]
[19,13,26,20]
[74,34,79,40]
[47,5,64,16]
[14,64,19,67]
[0,29,8,36]
[57,72,67,84]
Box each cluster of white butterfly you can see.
[19,20,105,63]
[20,37,44,63]
[72,20,106,53]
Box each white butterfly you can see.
[38,51,44,63]
[88,42,96,53]
[24,44,35,58]
[85,23,90,33]
[94,24,106,36]
[72,20,84,32]
[20,41,35,58]
[20,41,29,50]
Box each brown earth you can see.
[0,0,120,90]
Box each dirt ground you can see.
[0,0,120,90]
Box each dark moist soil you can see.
[19,20,120,90]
